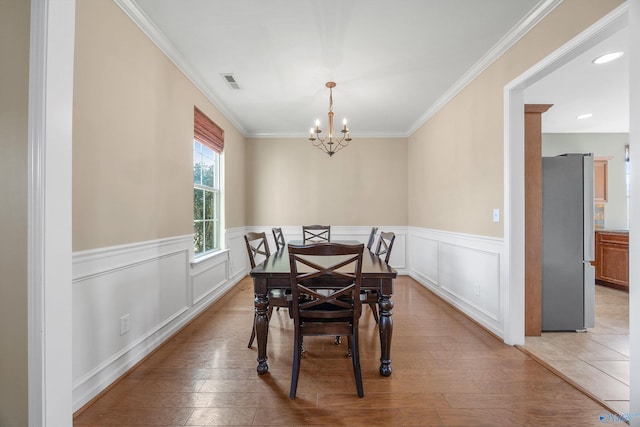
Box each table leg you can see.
[255,291,269,375]
[378,292,394,376]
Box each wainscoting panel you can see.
[226,227,249,279]
[191,251,228,305]
[409,227,504,338]
[72,233,242,411]
[439,242,501,322]
[408,232,439,285]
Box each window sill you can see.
[191,248,229,267]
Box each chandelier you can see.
[308,82,352,157]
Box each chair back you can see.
[244,232,271,269]
[302,224,331,243]
[366,227,378,250]
[288,243,364,328]
[272,227,286,251]
[287,242,365,398]
[375,231,396,264]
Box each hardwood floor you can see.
[519,285,630,416]
[74,276,611,426]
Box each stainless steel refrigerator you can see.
[542,153,595,331]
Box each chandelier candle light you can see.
[308,82,352,157]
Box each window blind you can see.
[194,107,224,153]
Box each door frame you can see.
[502,4,628,345]
[28,0,75,425]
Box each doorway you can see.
[503,2,632,418]
[519,25,630,413]
[503,3,629,346]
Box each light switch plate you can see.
[493,209,500,223]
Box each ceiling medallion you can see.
[308,82,352,157]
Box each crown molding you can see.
[115,0,563,140]
[114,0,249,137]
[246,131,410,139]
[406,0,564,136]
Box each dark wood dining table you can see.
[249,240,397,377]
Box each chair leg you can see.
[290,334,302,399]
[247,314,257,348]
[369,302,379,324]
[350,332,364,398]
[248,306,273,348]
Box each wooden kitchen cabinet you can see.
[594,160,608,202]
[594,230,629,290]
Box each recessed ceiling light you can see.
[577,113,593,120]
[592,51,624,64]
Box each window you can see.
[193,141,220,255]
[193,107,224,257]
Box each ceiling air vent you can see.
[221,73,240,90]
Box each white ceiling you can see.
[118,0,627,138]
[525,26,629,133]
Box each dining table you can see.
[249,240,398,377]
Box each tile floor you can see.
[519,285,629,415]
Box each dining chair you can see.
[365,231,396,324]
[244,232,289,348]
[271,227,287,314]
[361,226,379,323]
[302,224,330,243]
[272,227,286,251]
[366,226,378,251]
[287,242,365,399]
[375,231,396,264]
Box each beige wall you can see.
[408,0,624,237]
[222,124,246,231]
[73,0,246,251]
[0,0,30,425]
[245,137,408,226]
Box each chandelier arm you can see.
[317,144,331,154]
[334,140,348,152]
[312,137,333,154]
[317,138,331,153]
[336,136,351,150]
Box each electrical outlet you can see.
[492,208,500,223]
[120,314,130,335]
[474,283,480,296]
